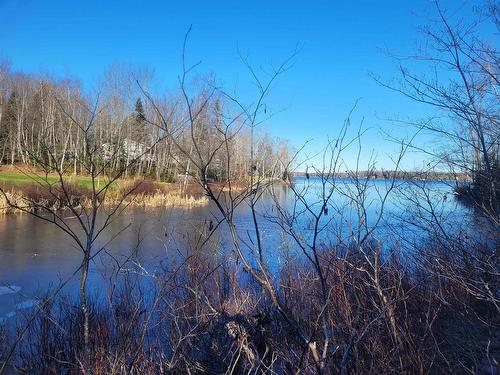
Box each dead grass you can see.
[113,192,208,208]
[0,178,208,214]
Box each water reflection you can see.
[0,178,468,319]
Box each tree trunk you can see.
[80,252,90,348]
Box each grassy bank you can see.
[0,170,98,189]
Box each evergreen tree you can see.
[134,98,146,123]
[131,98,147,143]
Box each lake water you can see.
[0,177,470,321]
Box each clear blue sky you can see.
[0,0,485,170]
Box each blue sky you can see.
[0,0,486,170]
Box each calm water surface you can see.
[0,178,466,320]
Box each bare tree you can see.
[373,0,499,221]
[0,88,169,370]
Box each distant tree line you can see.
[294,169,470,181]
[0,63,292,183]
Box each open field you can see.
[0,170,96,188]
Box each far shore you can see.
[292,170,470,182]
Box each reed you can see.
[0,179,208,214]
